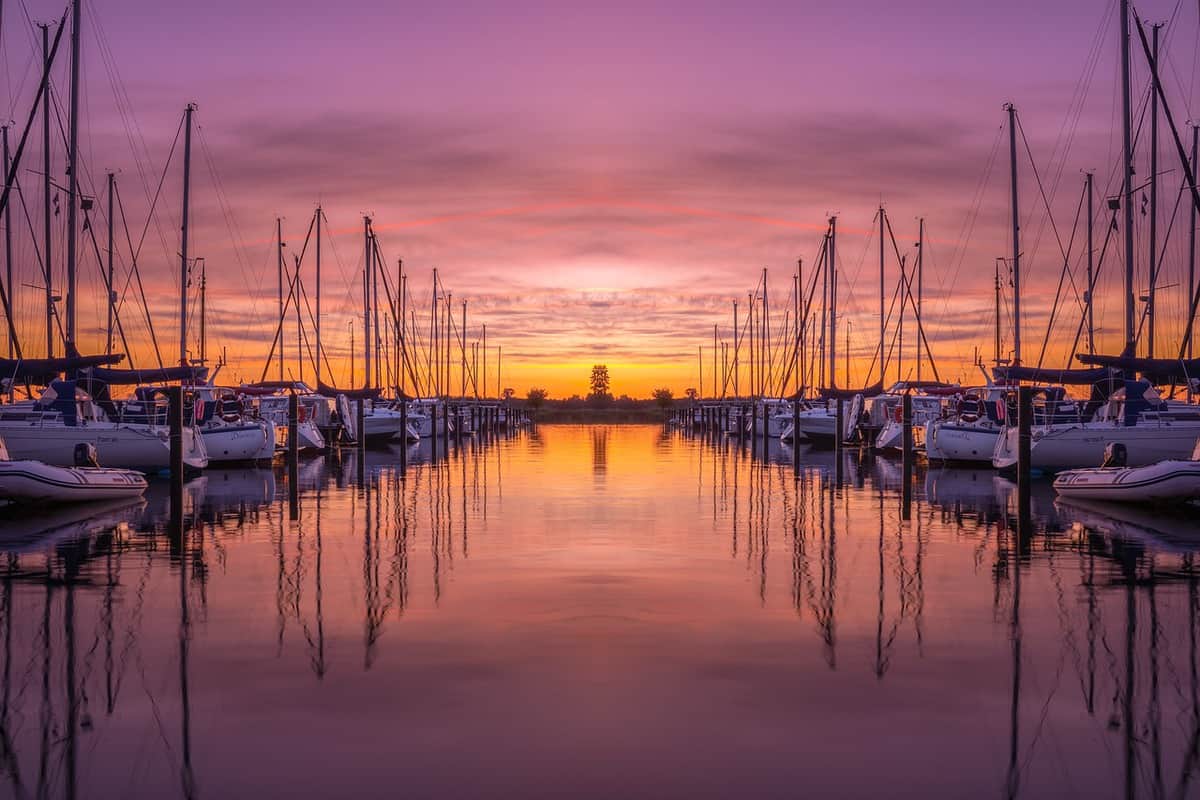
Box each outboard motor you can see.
[74,442,100,468]
[1101,441,1127,468]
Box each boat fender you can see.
[1101,442,1127,468]
[74,442,100,468]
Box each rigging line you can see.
[1036,181,1088,371]
[1016,112,1072,266]
[113,182,163,369]
[82,204,135,367]
[130,112,182,271]
[885,214,943,383]
[1068,209,1119,362]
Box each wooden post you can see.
[1018,386,1033,515]
[287,392,299,520]
[399,399,408,478]
[902,393,913,519]
[835,398,844,485]
[792,399,801,478]
[168,385,184,503]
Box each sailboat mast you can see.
[199,259,206,365]
[1086,172,1095,354]
[1007,103,1022,364]
[40,24,51,358]
[295,254,302,383]
[712,323,717,398]
[363,217,372,390]
[1147,23,1161,358]
[1191,127,1198,362]
[828,217,837,389]
[482,322,487,399]
[748,292,755,398]
[994,259,1002,364]
[436,268,446,393]
[179,104,193,367]
[276,217,284,380]
[1120,0,1135,349]
[2,126,10,365]
[793,264,799,397]
[64,0,80,351]
[401,270,407,394]
[878,206,885,385]
[732,300,738,397]
[315,206,322,387]
[106,172,114,355]
[917,218,924,381]
[762,267,769,395]
[461,301,467,398]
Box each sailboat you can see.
[992,6,1200,470]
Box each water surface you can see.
[0,424,1197,799]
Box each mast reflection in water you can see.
[0,424,1196,798]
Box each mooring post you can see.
[792,399,801,479]
[356,398,366,483]
[399,400,408,478]
[1017,385,1032,516]
[835,398,845,485]
[288,392,299,519]
[432,402,440,460]
[168,385,184,508]
[902,392,913,519]
[761,401,768,451]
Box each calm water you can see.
[0,424,1198,799]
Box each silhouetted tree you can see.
[588,365,612,405]
[685,387,698,401]
[652,388,675,409]
[526,387,548,408]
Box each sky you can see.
[2,0,1199,397]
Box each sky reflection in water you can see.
[0,424,1197,799]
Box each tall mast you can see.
[315,206,322,387]
[878,205,885,384]
[793,264,799,396]
[276,217,284,380]
[64,0,81,350]
[1190,127,1198,361]
[198,259,206,365]
[828,217,837,389]
[461,300,467,398]
[762,267,769,395]
[482,322,486,399]
[1120,0,1136,350]
[916,218,924,381]
[994,259,1002,364]
[400,270,407,395]
[105,172,114,355]
[712,323,717,398]
[1147,23,1161,357]
[748,292,755,398]
[798,258,806,396]
[1007,103,1022,364]
[436,268,446,393]
[3,126,12,364]
[295,255,302,383]
[497,345,501,398]
[732,300,738,397]
[373,235,381,390]
[179,104,193,367]
[40,23,51,358]
[362,216,372,390]
[1086,172,1095,354]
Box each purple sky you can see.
[3,0,1197,395]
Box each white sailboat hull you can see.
[200,421,274,463]
[0,422,208,472]
[993,422,1200,471]
[925,420,1001,464]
